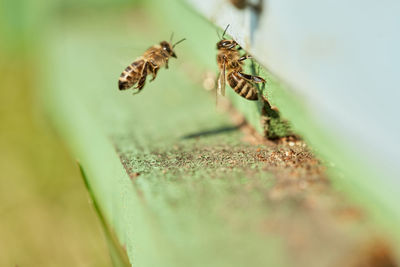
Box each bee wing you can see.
[217,60,226,96]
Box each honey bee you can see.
[216,25,265,100]
[118,35,186,93]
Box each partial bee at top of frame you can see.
[216,25,265,101]
[229,0,263,13]
[118,34,185,94]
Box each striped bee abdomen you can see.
[227,71,258,100]
[118,59,146,90]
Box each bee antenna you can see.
[170,32,174,43]
[173,38,186,48]
[222,24,230,39]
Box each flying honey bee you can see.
[216,25,265,100]
[118,35,186,93]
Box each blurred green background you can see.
[0,0,144,265]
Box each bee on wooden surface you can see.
[118,35,186,93]
[216,25,265,101]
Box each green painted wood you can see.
[79,163,130,267]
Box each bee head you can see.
[216,24,237,50]
[160,41,176,58]
[161,37,186,59]
[217,39,237,50]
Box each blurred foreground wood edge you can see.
[78,162,130,267]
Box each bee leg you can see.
[237,71,266,83]
[148,61,159,82]
[133,64,148,93]
[165,59,169,69]
[132,76,146,94]
[150,68,159,82]
[136,74,147,89]
[238,54,252,62]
